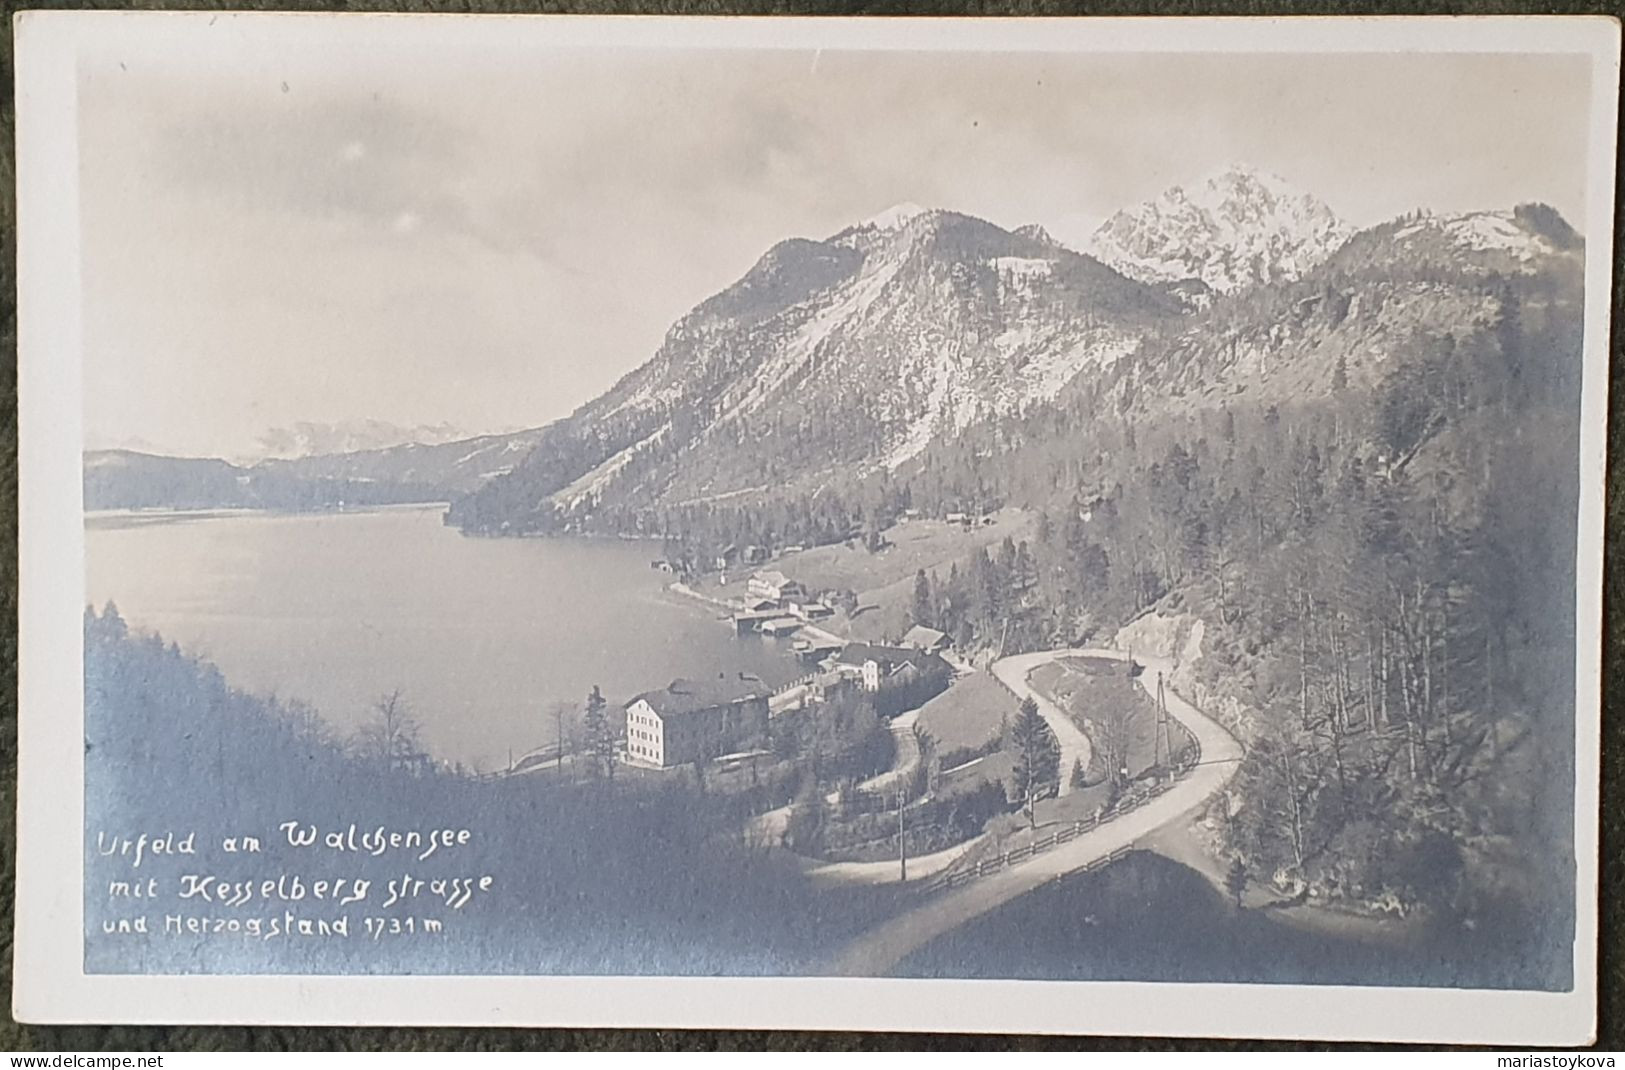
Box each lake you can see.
[85,504,805,770]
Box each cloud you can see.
[77,46,1592,458]
[131,90,480,245]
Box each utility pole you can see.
[897,787,907,884]
[1154,671,1165,769]
[1154,671,1173,778]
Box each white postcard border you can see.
[13,12,1618,1043]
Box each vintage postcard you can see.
[12,13,1618,1042]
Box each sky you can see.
[78,39,1595,460]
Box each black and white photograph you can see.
[12,13,1618,1042]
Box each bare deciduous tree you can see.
[354,689,422,772]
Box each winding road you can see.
[825,645,1243,976]
[990,648,1096,795]
[747,707,983,885]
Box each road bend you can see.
[824,645,1242,977]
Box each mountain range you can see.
[254,419,489,461]
[85,166,1584,521]
[445,168,1582,534]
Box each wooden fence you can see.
[987,667,1024,704]
[921,725,1205,895]
[772,652,1212,894]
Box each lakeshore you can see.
[85,505,805,770]
[666,579,848,649]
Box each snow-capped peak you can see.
[1088,164,1351,294]
[860,202,931,232]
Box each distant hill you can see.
[254,427,549,495]
[83,426,547,511]
[84,451,251,510]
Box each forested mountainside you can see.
[446,205,1180,534]
[84,427,544,510]
[905,226,1582,923]
[447,181,1585,924]
[448,175,1579,545]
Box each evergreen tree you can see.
[1007,696,1059,828]
[1035,510,1053,545]
[1014,540,1037,592]
[911,568,934,627]
[1493,277,1524,388]
[583,685,615,780]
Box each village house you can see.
[900,624,951,655]
[624,676,770,769]
[759,616,802,638]
[714,544,739,570]
[730,608,779,635]
[747,569,806,603]
[832,642,953,693]
[792,636,845,667]
[809,668,859,705]
[789,598,835,622]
